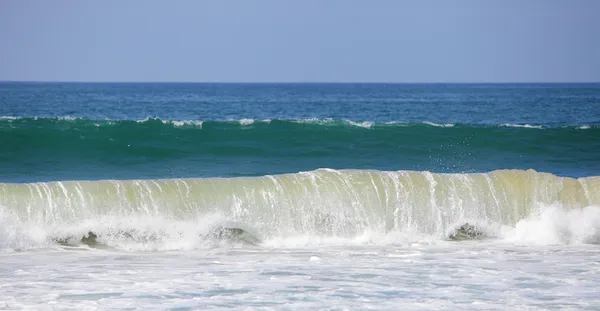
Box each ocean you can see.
[1,82,599,310]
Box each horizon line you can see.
[1,80,600,85]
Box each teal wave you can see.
[1,117,599,181]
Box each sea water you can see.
[1,83,600,310]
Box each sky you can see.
[1,0,599,83]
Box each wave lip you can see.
[344,120,374,128]
[423,121,455,127]
[500,123,544,129]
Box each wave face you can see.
[2,117,600,182]
[1,169,599,250]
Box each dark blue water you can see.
[1,82,599,182]
[2,83,600,125]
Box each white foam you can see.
[136,118,204,127]
[2,204,600,252]
[345,120,374,129]
[0,207,46,251]
[577,125,591,129]
[423,121,455,127]
[0,213,236,252]
[259,230,433,248]
[503,204,600,245]
[171,120,203,128]
[383,121,410,126]
[292,118,334,124]
[239,118,255,125]
[136,117,152,123]
[2,238,599,310]
[500,123,543,129]
[57,116,79,121]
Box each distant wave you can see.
[170,120,204,127]
[292,117,335,125]
[345,120,374,128]
[1,116,597,129]
[423,121,455,128]
[238,118,255,126]
[500,123,544,129]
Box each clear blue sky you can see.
[1,0,599,82]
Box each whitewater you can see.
[2,169,600,309]
[2,169,600,250]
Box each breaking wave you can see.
[1,169,599,251]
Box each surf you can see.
[1,169,599,250]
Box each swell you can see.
[2,117,599,181]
